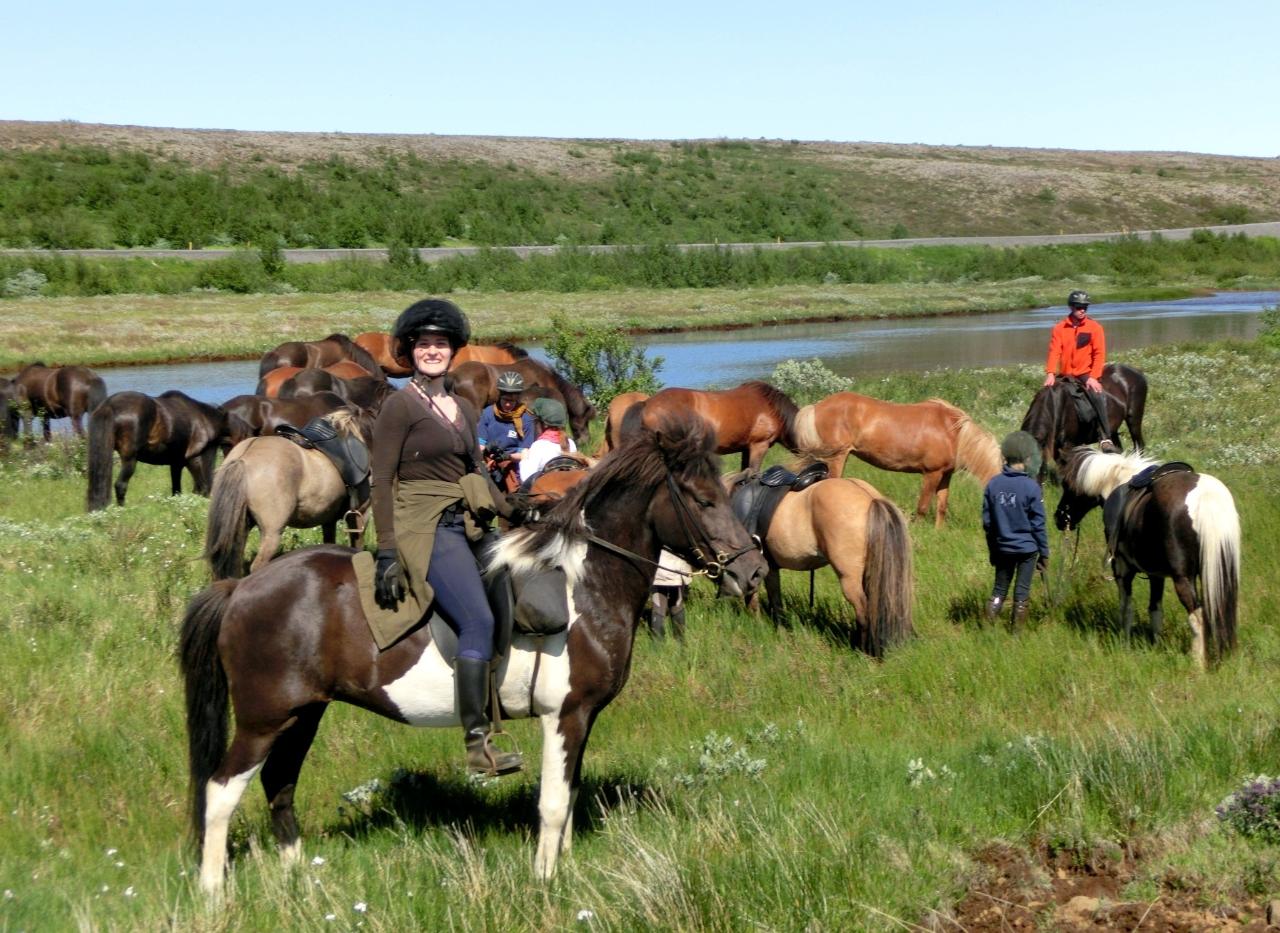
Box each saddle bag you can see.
[512,567,571,635]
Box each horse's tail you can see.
[1188,473,1241,660]
[954,415,1002,483]
[862,496,914,658]
[86,401,116,511]
[205,459,250,580]
[792,404,828,456]
[86,375,107,416]
[179,579,238,848]
[494,341,529,360]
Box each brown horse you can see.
[638,381,798,472]
[1021,363,1148,481]
[793,393,1000,526]
[596,391,650,456]
[258,333,384,381]
[11,363,107,441]
[87,391,253,510]
[0,376,23,438]
[726,472,913,658]
[447,359,596,441]
[354,333,530,378]
[255,361,378,397]
[180,411,765,893]
[204,409,373,579]
[220,392,352,438]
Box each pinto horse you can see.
[1021,363,1148,480]
[596,391,650,456]
[638,382,798,472]
[258,333,383,382]
[180,411,766,893]
[792,393,1000,526]
[86,391,252,510]
[1054,447,1240,668]
[256,361,379,398]
[11,363,106,441]
[447,359,597,441]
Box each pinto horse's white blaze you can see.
[200,764,262,894]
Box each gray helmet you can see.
[1067,290,1091,309]
[530,397,568,428]
[392,298,471,359]
[1001,430,1042,476]
[496,370,526,394]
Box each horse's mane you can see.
[325,333,384,380]
[495,341,529,359]
[320,407,373,443]
[1020,386,1058,437]
[491,411,716,584]
[742,381,799,449]
[1064,447,1157,498]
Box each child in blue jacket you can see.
[982,431,1049,627]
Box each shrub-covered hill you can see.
[3,119,1279,250]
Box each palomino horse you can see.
[258,333,383,381]
[87,391,252,510]
[793,393,1001,526]
[220,392,352,438]
[180,411,766,893]
[354,333,529,378]
[11,363,106,441]
[1053,447,1240,668]
[638,382,798,472]
[204,409,374,579]
[596,391,650,455]
[1021,363,1148,480]
[448,359,597,441]
[256,361,379,397]
[726,471,913,657]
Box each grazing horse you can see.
[727,470,913,657]
[258,333,383,382]
[596,392,650,456]
[204,409,374,578]
[256,361,379,397]
[220,392,351,438]
[1021,363,1148,480]
[792,393,1000,526]
[0,376,23,438]
[638,382,799,472]
[447,359,597,441]
[180,412,766,893]
[87,391,253,510]
[12,363,106,441]
[1054,447,1240,668]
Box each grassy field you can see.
[2,331,1278,929]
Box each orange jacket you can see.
[1046,316,1105,379]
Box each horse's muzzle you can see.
[716,549,767,603]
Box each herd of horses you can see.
[4,337,1244,895]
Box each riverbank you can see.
[0,279,1239,370]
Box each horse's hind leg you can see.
[1172,576,1206,669]
[1146,575,1166,645]
[249,525,285,573]
[260,703,327,867]
[200,730,277,895]
[115,456,138,507]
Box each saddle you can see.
[277,416,371,519]
[1059,377,1101,428]
[730,463,829,552]
[1102,461,1194,557]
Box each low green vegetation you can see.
[1,333,1278,929]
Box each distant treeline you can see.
[2,230,1278,299]
[0,143,876,250]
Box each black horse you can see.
[12,362,107,442]
[1054,446,1240,668]
[1021,363,1147,480]
[87,391,253,510]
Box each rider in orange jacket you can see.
[1043,290,1113,449]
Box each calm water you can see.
[88,291,1277,406]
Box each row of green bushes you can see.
[2,230,1278,298]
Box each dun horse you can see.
[87,391,252,510]
[258,333,383,381]
[180,412,765,893]
[204,409,373,578]
[11,363,106,441]
[793,393,1000,526]
[1054,446,1240,668]
[448,359,596,440]
[638,382,798,471]
[1021,363,1148,480]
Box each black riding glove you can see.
[374,549,406,607]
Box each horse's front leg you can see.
[1116,567,1136,641]
[189,449,218,496]
[762,566,783,624]
[170,461,185,496]
[915,472,942,523]
[1146,575,1165,645]
[321,521,337,544]
[534,704,593,880]
[933,471,955,528]
[71,413,86,437]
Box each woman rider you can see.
[370,298,523,776]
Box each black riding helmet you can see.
[392,299,471,360]
[1067,290,1091,309]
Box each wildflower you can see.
[312,856,326,866]
[106,848,118,857]
[124,886,136,898]
[353,902,368,913]
[324,913,337,921]
[577,909,595,922]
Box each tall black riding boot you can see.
[455,657,523,776]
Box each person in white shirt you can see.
[518,397,578,483]
[648,549,692,640]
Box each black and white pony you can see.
[1054,446,1240,667]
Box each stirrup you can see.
[468,729,524,777]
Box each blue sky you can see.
[5,0,1278,157]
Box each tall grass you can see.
[1,338,1278,929]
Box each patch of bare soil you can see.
[937,844,1273,932]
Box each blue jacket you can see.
[476,405,536,457]
[982,466,1049,561]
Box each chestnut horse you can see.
[726,471,913,658]
[1053,447,1240,668]
[86,391,253,510]
[354,333,529,377]
[256,361,377,398]
[204,408,373,579]
[639,382,799,472]
[11,363,106,441]
[180,412,766,893]
[220,392,352,438]
[596,392,650,456]
[793,393,1000,526]
[1021,363,1148,481]
[448,359,596,441]
[258,333,383,381]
